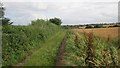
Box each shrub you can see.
[2,19,62,66]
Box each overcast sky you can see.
[2,0,119,25]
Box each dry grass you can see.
[72,27,119,39]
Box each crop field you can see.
[63,28,120,66]
[72,27,119,39]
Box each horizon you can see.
[2,0,118,25]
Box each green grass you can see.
[25,30,66,66]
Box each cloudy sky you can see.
[2,0,119,25]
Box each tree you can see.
[94,24,103,28]
[0,2,4,18]
[86,25,93,28]
[49,17,62,26]
[2,18,13,25]
[113,24,120,27]
[0,2,13,25]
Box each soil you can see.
[55,36,67,67]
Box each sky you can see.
[1,0,119,25]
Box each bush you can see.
[2,19,62,66]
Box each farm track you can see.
[55,35,67,67]
[15,31,66,67]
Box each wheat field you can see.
[72,27,119,39]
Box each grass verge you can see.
[24,30,66,66]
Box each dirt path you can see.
[55,36,67,67]
[15,32,65,67]
[15,32,67,67]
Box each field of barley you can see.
[72,27,119,39]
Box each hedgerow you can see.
[2,19,62,66]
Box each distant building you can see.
[102,24,114,28]
[78,26,86,29]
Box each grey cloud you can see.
[3,2,118,25]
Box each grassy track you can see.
[24,31,66,66]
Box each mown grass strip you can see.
[24,31,66,66]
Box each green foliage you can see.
[64,31,87,66]
[31,19,45,25]
[25,31,66,66]
[2,18,13,25]
[49,17,62,26]
[0,3,12,26]
[64,31,119,66]
[2,19,62,66]
[85,25,93,28]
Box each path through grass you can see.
[24,31,66,66]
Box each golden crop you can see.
[72,27,119,39]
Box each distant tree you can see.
[113,24,120,27]
[49,18,62,26]
[94,24,103,28]
[86,25,93,28]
